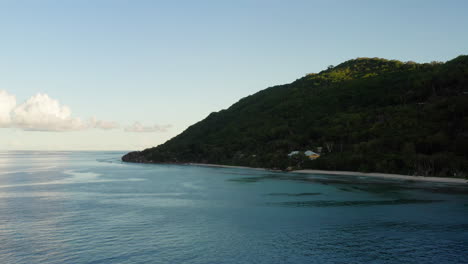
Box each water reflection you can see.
[0,151,467,264]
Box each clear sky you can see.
[1,0,467,150]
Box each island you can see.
[123,56,468,179]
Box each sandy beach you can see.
[187,163,467,184]
[293,170,468,184]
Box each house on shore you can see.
[304,150,320,160]
[288,150,320,160]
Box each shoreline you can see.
[186,163,467,184]
[293,169,467,184]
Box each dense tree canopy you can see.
[123,56,468,178]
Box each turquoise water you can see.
[0,151,467,264]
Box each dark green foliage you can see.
[126,56,468,177]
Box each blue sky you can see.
[0,0,467,150]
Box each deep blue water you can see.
[0,151,467,264]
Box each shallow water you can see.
[0,151,467,264]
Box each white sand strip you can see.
[293,169,467,184]
[186,163,467,184]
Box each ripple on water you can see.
[1,151,467,264]
[267,199,444,207]
[266,192,322,197]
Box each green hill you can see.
[123,56,468,178]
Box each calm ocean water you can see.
[0,151,467,264]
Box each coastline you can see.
[186,163,467,184]
[293,169,467,184]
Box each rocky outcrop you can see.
[122,151,148,163]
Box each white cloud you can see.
[0,90,120,132]
[125,122,171,133]
[88,117,120,130]
[13,93,87,131]
[0,90,16,127]
[1,91,169,134]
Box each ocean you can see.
[0,151,467,264]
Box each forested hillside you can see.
[123,56,468,177]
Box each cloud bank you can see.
[0,90,170,133]
[0,90,119,132]
[125,122,172,133]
